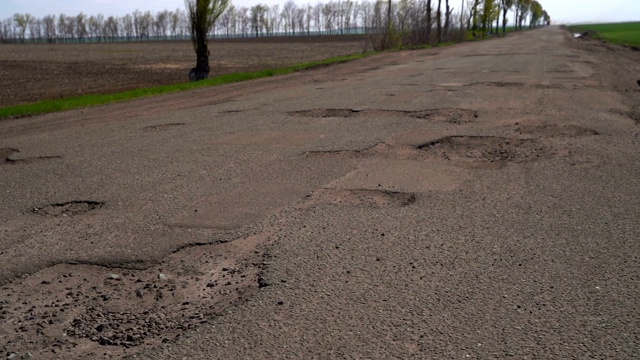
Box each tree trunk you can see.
[495,7,500,34]
[426,0,432,44]
[444,0,450,40]
[385,0,392,48]
[189,30,210,81]
[436,0,442,43]
[471,0,479,32]
[502,3,508,33]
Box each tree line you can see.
[0,0,549,45]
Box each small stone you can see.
[158,273,169,280]
[7,353,18,360]
[107,274,120,280]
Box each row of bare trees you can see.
[2,10,188,43]
[0,0,548,44]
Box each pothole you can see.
[1,147,18,161]
[419,136,550,164]
[514,124,599,137]
[290,109,363,118]
[306,143,423,160]
[612,109,640,125]
[472,82,525,87]
[290,108,478,124]
[302,188,416,208]
[407,108,478,124]
[626,111,640,125]
[0,232,269,358]
[531,84,565,89]
[1,148,61,165]
[305,149,364,159]
[31,201,105,216]
[142,123,185,131]
[462,82,563,89]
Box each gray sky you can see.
[1,0,638,24]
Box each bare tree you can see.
[219,5,237,37]
[295,6,306,35]
[268,4,281,35]
[436,0,443,42]
[121,14,134,40]
[185,0,230,81]
[282,0,297,35]
[42,15,57,42]
[88,14,103,41]
[237,7,250,37]
[75,13,87,41]
[13,13,32,42]
[155,10,170,39]
[104,16,119,40]
[444,0,452,39]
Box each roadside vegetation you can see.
[570,22,640,47]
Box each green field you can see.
[571,22,640,47]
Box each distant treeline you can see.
[0,0,549,44]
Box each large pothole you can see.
[408,108,478,124]
[514,124,599,137]
[0,233,270,358]
[419,136,551,165]
[289,108,478,124]
[301,188,416,208]
[307,136,552,167]
[31,201,105,216]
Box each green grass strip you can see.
[0,52,371,119]
[569,22,640,47]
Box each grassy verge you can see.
[569,22,640,47]
[0,52,371,119]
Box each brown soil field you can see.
[0,35,368,108]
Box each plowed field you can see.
[0,35,367,107]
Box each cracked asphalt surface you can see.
[1,26,639,358]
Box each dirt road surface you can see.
[1,26,639,359]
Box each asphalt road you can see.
[1,26,639,358]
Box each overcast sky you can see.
[1,0,638,24]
